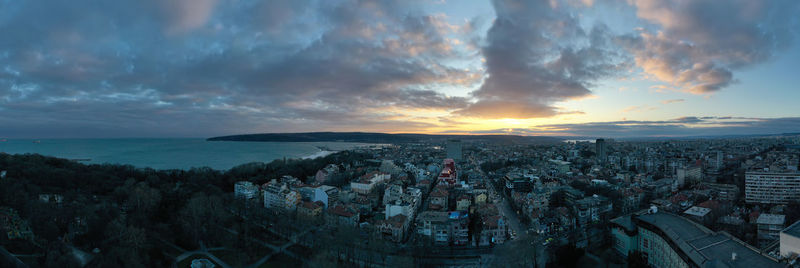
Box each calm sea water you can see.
[0,139,367,170]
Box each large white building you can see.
[745,170,800,204]
[780,220,800,259]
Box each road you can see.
[472,157,549,267]
[472,157,525,241]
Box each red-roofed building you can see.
[326,204,360,227]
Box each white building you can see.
[746,170,800,204]
[385,201,415,220]
[780,220,800,259]
[263,181,288,209]
[351,172,390,195]
[234,181,259,199]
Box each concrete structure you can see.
[610,211,782,267]
[780,220,800,259]
[756,213,785,247]
[446,139,462,161]
[745,170,800,204]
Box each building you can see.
[456,195,472,211]
[677,165,703,186]
[780,220,800,259]
[263,182,288,209]
[701,182,739,201]
[315,164,339,184]
[429,188,449,210]
[503,173,532,194]
[190,259,215,268]
[596,139,607,163]
[610,210,782,267]
[757,213,785,247]
[383,184,404,206]
[385,200,414,220]
[575,195,613,225]
[377,214,409,242]
[479,215,506,246]
[446,139,462,161]
[745,170,800,204]
[298,186,331,208]
[683,206,712,225]
[298,201,324,219]
[234,181,259,200]
[415,211,469,246]
[326,205,360,227]
[351,172,390,195]
[439,159,458,185]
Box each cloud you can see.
[0,0,479,137]
[661,99,684,104]
[528,116,800,137]
[621,0,800,94]
[0,0,798,138]
[456,0,629,119]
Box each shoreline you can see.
[301,150,336,159]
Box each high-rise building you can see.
[446,139,462,161]
[596,138,607,163]
[745,170,800,204]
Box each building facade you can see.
[745,171,800,204]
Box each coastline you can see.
[301,150,336,159]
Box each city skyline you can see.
[1,0,799,138]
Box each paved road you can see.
[473,158,525,241]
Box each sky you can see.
[0,0,799,138]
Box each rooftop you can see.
[756,213,786,225]
[781,219,800,238]
[684,206,712,217]
[634,212,782,268]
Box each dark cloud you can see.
[456,0,629,119]
[530,117,800,137]
[0,0,798,138]
[0,0,477,137]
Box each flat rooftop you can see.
[635,212,782,268]
[756,214,786,225]
[782,219,800,238]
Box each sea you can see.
[0,139,370,170]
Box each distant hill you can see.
[207,132,562,144]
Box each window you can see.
[643,238,650,249]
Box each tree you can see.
[627,250,650,268]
